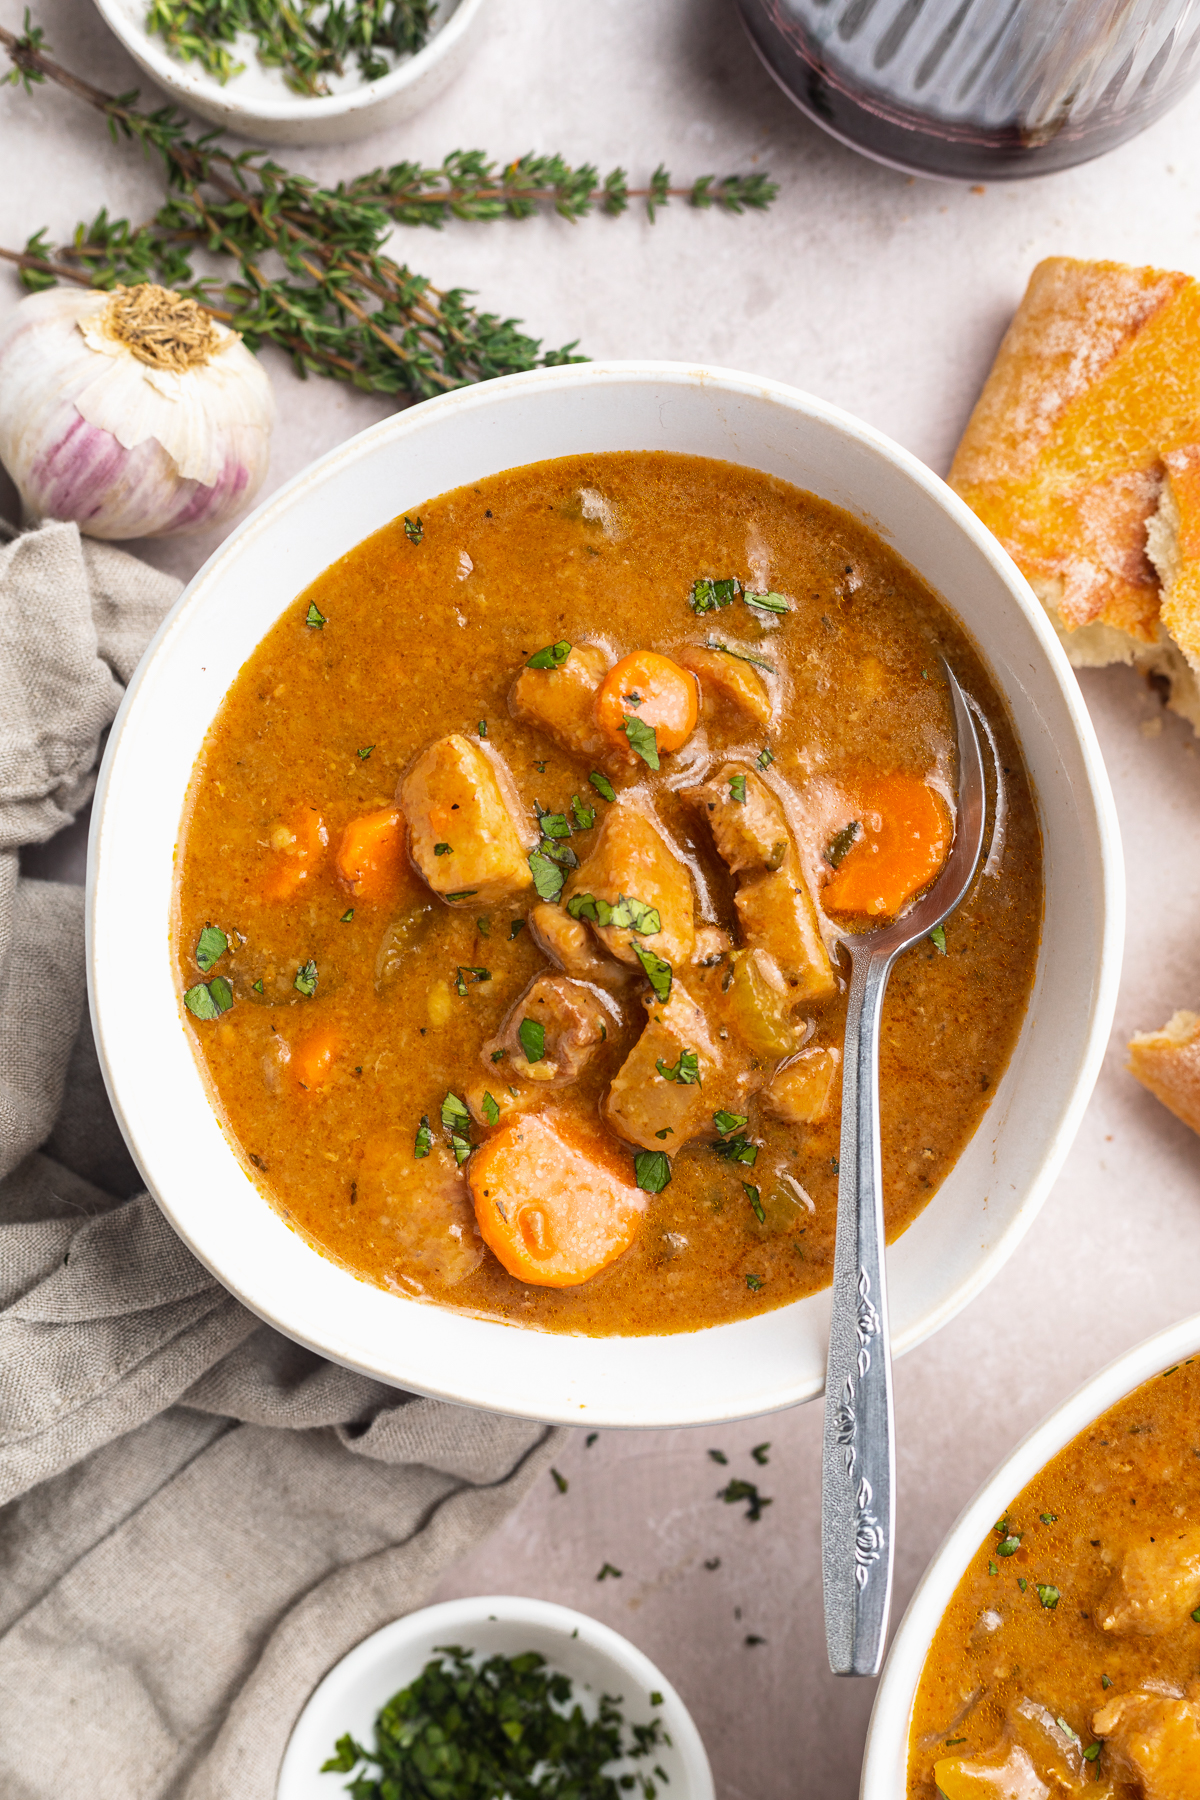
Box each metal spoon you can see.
[821,662,987,1677]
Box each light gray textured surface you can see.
[4,2,1200,1795]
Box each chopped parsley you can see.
[440,1091,472,1164]
[478,719,488,737]
[252,978,264,993]
[1036,1584,1060,1610]
[751,1443,770,1465]
[183,977,234,1020]
[634,1149,672,1194]
[538,811,571,839]
[340,908,355,922]
[744,1182,765,1223]
[550,1467,569,1494]
[518,1018,546,1063]
[444,889,479,903]
[414,1116,432,1159]
[744,590,790,613]
[1082,1743,1102,1763]
[357,744,374,759]
[477,917,490,937]
[528,850,565,901]
[566,892,661,934]
[827,821,862,868]
[729,773,747,803]
[403,514,423,544]
[930,924,947,954]
[434,842,452,856]
[656,1050,700,1084]
[634,943,672,1003]
[756,744,774,770]
[622,714,659,769]
[481,1092,501,1126]
[713,1110,749,1135]
[705,638,774,672]
[690,575,741,615]
[719,1476,771,1519]
[989,1561,998,1576]
[1019,1577,1028,1592]
[708,1449,728,1465]
[745,1272,763,1291]
[714,1133,758,1167]
[195,924,228,972]
[1040,1512,1058,1525]
[293,959,318,998]
[455,965,491,995]
[597,1561,623,1580]
[526,640,571,670]
[588,770,617,803]
[570,794,595,830]
[304,600,325,628]
[997,1534,1021,1557]
[509,919,526,940]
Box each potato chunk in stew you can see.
[604,983,730,1153]
[1099,1531,1200,1636]
[763,1046,841,1125]
[735,870,836,1003]
[676,644,772,728]
[508,641,612,759]
[469,1114,646,1287]
[401,734,533,906]
[931,1743,1049,1800]
[563,801,696,968]
[1092,1685,1200,1799]
[357,1138,483,1290]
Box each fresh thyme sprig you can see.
[0,18,778,400]
[145,0,435,95]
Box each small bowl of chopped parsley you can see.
[277,1594,714,1800]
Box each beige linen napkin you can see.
[0,520,560,1800]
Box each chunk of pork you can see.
[681,764,789,876]
[482,973,615,1086]
[1093,1685,1200,1800]
[1099,1530,1200,1636]
[562,801,696,968]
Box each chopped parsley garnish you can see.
[571,793,595,830]
[518,1018,546,1063]
[746,1272,763,1291]
[756,744,774,770]
[340,908,354,922]
[1036,1584,1060,1610]
[988,1561,998,1575]
[304,600,325,628]
[654,1129,672,1139]
[634,943,672,1003]
[490,1049,505,1063]
[434,842,452,856]
[634,1150,672,1194]
[1040,1512,1058,1524]
[538,811,571,839]
[566,892,661,934]
[195,924,228,972]
[550,1467,569,1494]
[1082,1743,1102,1763]
[714,1133,758,1167]
[1192,1606,1200,1623]
[744,1182,765,1223]
[713,1110,749,1135]
[455,965,491,995]
[997,1534,1021,1557]
[929,924,947,954]
[357,744,374,759]
[509,919,526,940]
[478,719,488,737]
[526,640,571,670]
[729,773,747,803]
[481,1092,501,1126]
[588,770,617,803]
[622,714,660,769]
[321,1646,666,1798]
[293,960,318,998]
[690,575,741,615]
[1101,1675,1112,1688]
[183,977,234,1020]
[477,917,490,937]
[656,1050,700,1084]
[597,1561,623,1580]
[624,690,643,708]
[827,821,862,867]
[403,514,423,544]
[708,1449,728,1465]
[252,979,263,993]
[744,590,790,613]
[751,1443,770,1465]
[528,850,564,901]
[705,638,774,672]
[414,1116,432,1159]
[719,1476,771,1519]
[1019,1577,1028,1591]
[444,889,479,903]
[440,1091,472,1164]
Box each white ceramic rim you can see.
[91,0,486,125]
[276,1594,714,1800]
[86,359,1125,1428]
[860,1311,1200,1798]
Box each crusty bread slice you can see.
[950,256,1200,730]
[1128,1011,1200,1135]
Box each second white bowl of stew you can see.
[862,1312,1200,1800]
[88,361,1123,1426]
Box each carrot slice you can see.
[262,806,328,902]
[335,805,406,903]
[468,1114,647,1287]
[822,775,951,918]
[293,1024,340,1093]
[594,650,699,756]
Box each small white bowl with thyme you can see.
[91,0,488,146]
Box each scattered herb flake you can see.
[441,1091,471,1135]
[305,601,325,628]
[481,1092,501,1126]
[357,744,374,759]
[195,924,228,972]
[745,1272,763,1291]
[434,842,452,856]
[539,811,571,839]
[1037,1584,1060,1610]
[1019,1577,1028,1592]
[689,575,741,615]
[404,514,423,544]
[989,1561,999,1576]
[719,1477,771,1520]
[708,1449,728,1465]
[705,638,774,672]
[528,850,564,902]
[478,719,488,737]
[526,640,571,670]
[340,908,355,922]
[597,1561,623,1580]
[518,1018,546,1063]
[1101,1676,1112,1689]
[622,714,660,769]
[634,943,672,1002]
[477,917,491,937]
[444,889,479,903]
[588,770,617,803]
[184,979,232,1020]
[634,1149,672,1194]
[490,1049,506,1063]
[571,793,595,830]
[1041,1512,1058,1524]
[743,1182,765,1223]
[751,1443,770,1465]
[586,1432,598,1447]
[756,744,774,770]
[729,773,747,803]
[509,919,526,940]
[930,924,947,955]
[252,978,264,993]
[550,1467,569,1494]
[998,1534,1021,1557]
[656,1050,700,1085]
[293,960,318,998]
[713,1110,749,1135]
[414,1116,432,1159]
[714,1133,758,1167]
[1082,1742,1102,1763]
[827,821,862,868]
[744,590,789,613]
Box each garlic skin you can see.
[0,286,276,540]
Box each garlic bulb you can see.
[0,284,275,540]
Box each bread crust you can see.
[1128,1011,1200,1136]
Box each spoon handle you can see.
[821,942,897,1677]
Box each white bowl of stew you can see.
[87,361,1123,1427]
[862,1312,1200,1800]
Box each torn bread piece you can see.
[1128,1010,1200,1135]
[949,256,1200,731]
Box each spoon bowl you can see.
[821,662,987,1679]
